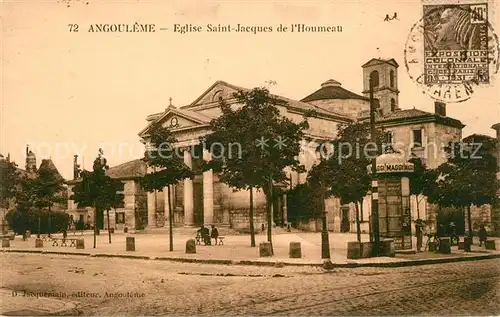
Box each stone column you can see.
[203,149,214,225]
[183,149,194,227]
[147,191,156,228]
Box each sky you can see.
[1,0,499,180]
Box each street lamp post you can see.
[320,181,330,259]
[369,77,381,257]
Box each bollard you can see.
[439,237,451,254]
[126,237,135,251]
[2,239,10,248]
[464,236,472,252]
[379,239,395,257]
[35,238,43,248]
[259,242,273,257]
[347,241,361,259]
[289,242,302,258]
[124,227,128,233]
[185,239,196,254]
[76,239,85,249]
[485,239,496,250]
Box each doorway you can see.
[341,207,350,232]
[193,177,204,226]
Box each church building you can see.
[136,57,465,233]
[67,57,486,235]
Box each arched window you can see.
[390,70,395,88]
[370,70,379,88]
[212,90,223,102]
[391,98,396,111]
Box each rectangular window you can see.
[386,131,393,145]
[116,212,125,224]
[115,182,125,208]
[413,129,423,148]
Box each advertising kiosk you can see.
[370,148,414,251]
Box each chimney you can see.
[435,101,446,116]
[73,154,80,179]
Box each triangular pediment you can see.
[138,107,211,138]
[182,80,248,109]
[361,58,399,68]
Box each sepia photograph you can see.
[0,0,499,315]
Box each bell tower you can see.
[362,58,400,116]
[25,145,37,173]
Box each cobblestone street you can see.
[1,253,499,315]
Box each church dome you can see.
[301,79,369,102]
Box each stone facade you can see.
[137,58,473,234]
[66,160,148,232]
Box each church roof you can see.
[146,106,214,124]
[39,159,64,181]
[105,159,147,180]
[300,79,369,103]
[358,108,465,128]
[66,159,147,184]
[361,58,399,68]
[183,80,353,121]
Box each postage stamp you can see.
[405,1,499,103]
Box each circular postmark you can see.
[405,4,499,103]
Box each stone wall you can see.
[229,207,266,233]
[297,218,321,231]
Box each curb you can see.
[153,257,234,265]
[93,253,151,260]
[363,253,500,268]
[1,249,499,268]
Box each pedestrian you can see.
[478,225,488,247]
[211,225,219,245]
[197,225,210,245]
[415,219,424,252]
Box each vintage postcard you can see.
[1,0,499,316]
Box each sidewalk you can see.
[2,230,499,268]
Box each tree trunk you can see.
[107,209,112,244]
[360,200,364,222]
[467,204,473,244]
[154,189,157,226]
[37,210,41,238]
[415,195,421,220]
[321,185,330,259]
[355,202,361,243]
[48,206,52,237]
[168,185,173,252]
[93,204,97,249]
[267,178,273,255]
[249,187,255,247]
